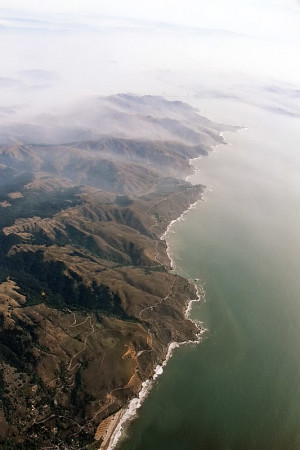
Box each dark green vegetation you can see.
[0,95,230,448]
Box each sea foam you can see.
[107,128,238,449]
[108,203,207,450]
[108,286,206,450]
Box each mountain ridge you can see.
[0,95,234,448]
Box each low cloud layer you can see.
[0,1,299,124]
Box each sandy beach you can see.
[97,409,124,450]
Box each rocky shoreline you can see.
[104,199,206,450]
[0,95,235,448]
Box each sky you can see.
[0,0,299,120]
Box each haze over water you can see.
[118,101,300,449]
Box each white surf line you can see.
[107,127,239,449]
[161,197,203,271]
[107,283,207,450]
[107,238,207,450]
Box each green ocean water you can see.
[118,101,300,450]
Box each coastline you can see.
[107,279,206,450]
[0,94,248,448]
[102,126,243,450]
[105,171,211,450]
[161,197,203,270]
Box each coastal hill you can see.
[0,95,234,448]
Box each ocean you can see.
[116,99,300,450]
